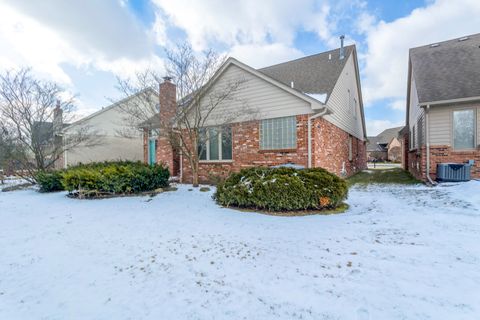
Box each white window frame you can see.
[199,127,233,162]
[452,108,477,151]
[260,116,297,150]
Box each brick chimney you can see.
[157,76,179,176]
[53,100,63,135]
[159,76,177,128]
[53,100,64,169]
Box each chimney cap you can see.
[163,76,173,82]
[340,35,345,40]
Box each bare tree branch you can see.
[0,68,101,181]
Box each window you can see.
[417,117,423,148]
[453,109,475,149]
[411,126,416,149]
[260,116,296,150]
[198,126,232,161]
[353,98,357,118]
[348,136,353,161]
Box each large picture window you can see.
[453,109,475,149]
[198,126,232,161]
[260,116,297,150]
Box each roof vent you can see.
[458,36,469,41]
[339,35,345,59]
[290,81,294,89]
[430,43,439,48]
[328,53,332,60]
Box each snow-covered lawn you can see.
[1,182,480,319]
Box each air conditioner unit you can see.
[436,163,471,182]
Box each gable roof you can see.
[66,87,158,131]
[258,45,354,103]
[367,126,404,152]
[410,33,480,104]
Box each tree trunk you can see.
[192,160,199,187]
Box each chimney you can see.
[53,100,63,135]
[157,76,178,176]
[339,35,345,60]
[159,76,177,128]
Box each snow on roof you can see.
[304,93,328,104]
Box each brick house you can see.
[404,33,480,182]
[143,41,367,183]
[366,126,404,162]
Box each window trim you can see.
[451,108,477,151]
[199,126,233,163]
[259,116,297,151]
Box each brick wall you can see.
[406,145,480,180]
[180,115,367,184]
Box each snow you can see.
[1,181,480,319]
[305,93,328,103]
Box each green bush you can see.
[61,161,169,195]
[214,167,348,211]
[36,171,65,192]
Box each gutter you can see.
[424,105,437,186]
[419,95,480,107]
[308,107,329,168]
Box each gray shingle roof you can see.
[410,33,480,103]
[258,45,354,101]
[366,126,404,152]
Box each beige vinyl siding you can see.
[324,54,364,140]
[428,103,480,147]
[199,64,312,126]
[408,75,425,149]
[63,101,144,167]
[429,106,451,145]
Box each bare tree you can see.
[114,70,162,138]
[164,43,255,186]
[0,68,100,182]
[115,43,255,187]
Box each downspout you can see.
[425,104,437,185]
[308,107,329,168]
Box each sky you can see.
[0,0,479,135]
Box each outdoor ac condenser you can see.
[436,163,472,182]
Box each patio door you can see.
[148,139,157,165]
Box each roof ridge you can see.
[258,44,355,71]
[410,32,480,51]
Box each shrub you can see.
[61,161,169,196]
[36,171,65,192]
[214,167,348,211]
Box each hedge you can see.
[62,161,169,195]
[214,167,348,211]
[36,161,169,196]
[36,170,64,192]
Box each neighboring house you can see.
[367,126,404,162]
[60,89,158,168]
[142,40,367,183]
[403,33,480,181]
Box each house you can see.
[366,126,404,162]
[59,89,158,168]
[403,33,480,181]
[143,39,367,183]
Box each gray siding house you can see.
[404,33,480,181]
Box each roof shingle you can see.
[410,33,480,103]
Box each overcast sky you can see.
[1,0,479,135]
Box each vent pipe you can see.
[290,81,294,88]
[339,35,345,60]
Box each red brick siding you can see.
[406,145,480,181]
[179,115,366,184]
[312,117,367,177]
